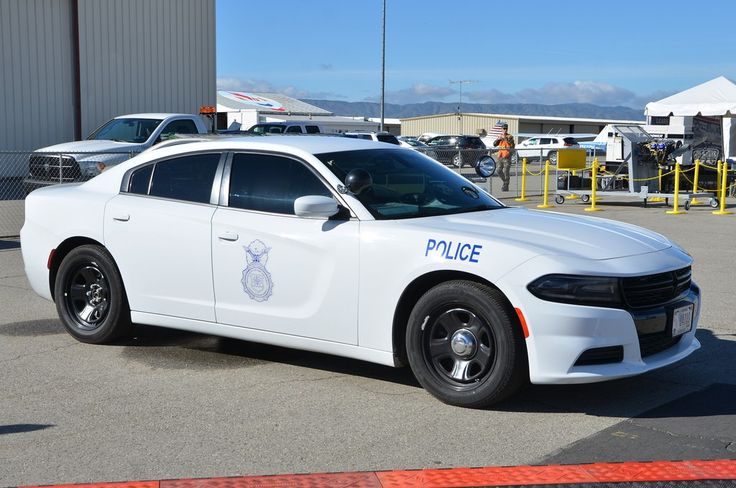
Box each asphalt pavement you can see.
[1,192,735,487]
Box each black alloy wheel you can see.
[406,280,528,408]
[423,308,496,386]
[55,245,132,344]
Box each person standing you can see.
[493,123,515,191]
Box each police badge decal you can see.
[242,240,273,302]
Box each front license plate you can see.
[672,304,693,337]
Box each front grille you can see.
[639,333,682,357]
[574,345,624,366]
[622,266,691,308]
[28,155,82,183]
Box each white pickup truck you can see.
[25,113,208,192]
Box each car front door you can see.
[104,152,224,321]
[211,152,359,344]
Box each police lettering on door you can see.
[425,239,482,263]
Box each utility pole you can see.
[449,79,476,135]
[380,0,386,132]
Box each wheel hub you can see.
[450,329,477,358]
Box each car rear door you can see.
[210,151,360,344]
[104,152,224,321]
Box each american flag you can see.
[488,121,507,138]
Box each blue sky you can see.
[216,0,735,109]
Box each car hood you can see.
[34,140,144,154]
[408,207,671,261]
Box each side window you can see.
[527,138,538,146]
[128,164,153,194]
[285,126,303,133]
[148,153,221,203]
[228,153,332,215]
[159,119,199,139]
[305,125,320,134]
[540,138,552,145]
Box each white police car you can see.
[21,136,700,408]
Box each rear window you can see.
[376,134,400,145]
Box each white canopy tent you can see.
[645,76,736,159]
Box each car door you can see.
[211,152,360,344]
[518,137,538,158]
[104,152,224,321]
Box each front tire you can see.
[452,152,464,168]
[54,245,132,344]
[405,281,527,408]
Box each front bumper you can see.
[520,285,700,384]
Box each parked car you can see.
[343,131,400,145]
[246,122,323,135]
[516,136,580,162]
[22,136,701,408]
[425,135,488,168]
[25,113,208,193]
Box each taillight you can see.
[47,249,57,270]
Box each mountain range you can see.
[302,99,645,121]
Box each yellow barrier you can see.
[536,160,554,209]
[649,166,665,202]
[584,158,602,212]
[713,160,733,216]
[666,163,685,215]
[691,160,701,205]
[515,158,528,202]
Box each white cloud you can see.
[465,81,673,108]
[366,83,455,103]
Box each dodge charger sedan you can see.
[21,136,701,407]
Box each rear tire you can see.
[54,245,132,344]
[405,280,527,408]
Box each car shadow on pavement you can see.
[0,318,65,336]
[0,424,54,435]
[119,324,421,386]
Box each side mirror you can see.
[344,169,373,194]
[294,195,340,219]
[475,155,496,177]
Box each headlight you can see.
[527,274,623,308]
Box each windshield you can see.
[87,118,163,143]
[316,148,504,220]
[248,124,286,134]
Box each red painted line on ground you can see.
[16,459,736,488]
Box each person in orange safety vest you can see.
[492,123,515,191]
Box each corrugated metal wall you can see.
[0,0,75,151]
[77,0,215,136]
[1,0,215,151]
[401,114,518,137]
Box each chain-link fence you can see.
[0,151,140,237]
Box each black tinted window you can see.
[160,119,199,138]
[148,153,220,203]
[128,165,153,194]
[377,134,400,145]
[229,153,332,214]
[285,126,303,133]
[305,125,321,134]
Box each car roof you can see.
[116,113,194,120]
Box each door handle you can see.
[112,213,130,222]
[218,231,239,242]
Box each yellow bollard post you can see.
[716,160,723,198]
[691,159,701,205]
[585,158,602,212]
[649,167,665,202]
[713,161,732,215]
[666,163,685,214]
[536,160,554,209]
[514,158,528,202]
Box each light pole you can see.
[380,0,386,132]
[449,79,476,135]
